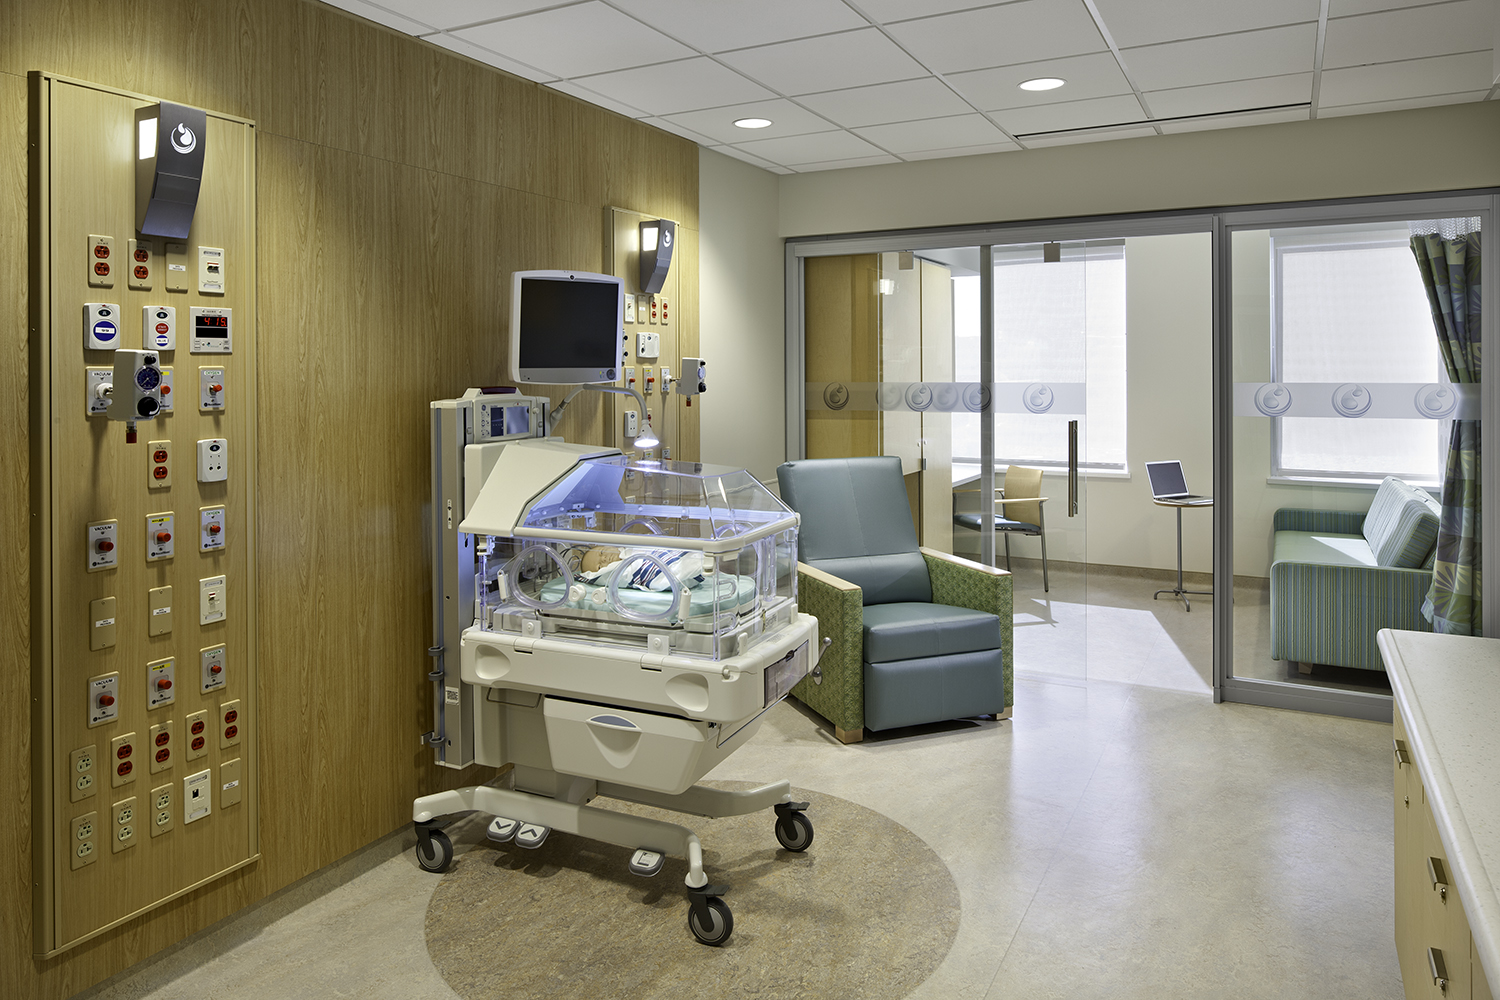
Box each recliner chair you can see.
[777,456,1013,743]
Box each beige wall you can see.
[698,148,784,483]
[778,102,1500,238]
[1,1,697,994]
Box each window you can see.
[952,242,1127,471]
[1272,225,1444,483]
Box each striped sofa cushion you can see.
[1362,477,1441,569]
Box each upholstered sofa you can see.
[1271,477,1440,672]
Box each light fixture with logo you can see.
[733,117,773,129]
[135,101,208,239]
[1018,78,1066,91]
[639,219,676,294]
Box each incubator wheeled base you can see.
[411,776,813,945]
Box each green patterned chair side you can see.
[1272,508,1367,534]
[1270,561,1433,671]
[922,548,1013,710]
[791,564,865,733]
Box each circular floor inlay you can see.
[425,782,959,1000]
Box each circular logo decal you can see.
[1253,382,1294,416]
[822,382,849,410]
[1021,382,1055,414]
[170,123,197,154]
[1331,383,1373,418]
[904,383,933,411]
[877,383,904,411]
[1414,384,1458,419]
[933,384,959,411]
[962,384,989,413]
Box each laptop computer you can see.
[1145,460,1212,504]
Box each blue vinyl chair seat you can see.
[952,512,1041,536]
[862,602,1001,662]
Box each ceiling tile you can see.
[885,1,1108,75]
[1317,90,1490,115]
[708,144,796,173]
[797,77,976,128]
[664,99,837,144]
[545,79,649,118]
[732,129,886,165]
[990,93,1145,135]
[323,0,437,33]
[853,113,1010,153]
[718,28,929,95]
[570,58,775,116]
[1122,23,1318,91]
[789,153,903,172]
[902,141,1021,161]
[1090,0,1319,49]
[373,0,560,31]
[1323,0,1493,70]
[1318,50,1493,105]
[860,0,999,23]
[610,0,867,52]
[425,31,558,81]
[948,52,1132,111]
[1144,73,1312,118]
[639,117,720,145]
[454,2,693,78]
[1157,107,1310,133]
[1022,125,1158,147]
[1329,0,1449,15]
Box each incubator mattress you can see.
[538,573,758,618]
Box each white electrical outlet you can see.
[623,294,636,324]
[197,438,227,482]
[623,410,639,437]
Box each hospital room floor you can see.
[79,565,1403,1000]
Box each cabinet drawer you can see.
[543,698,713,796]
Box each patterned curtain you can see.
[1409,219,1481,635]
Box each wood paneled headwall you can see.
[0,1,698,994]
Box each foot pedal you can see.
[514,823,550,849]
[629,849,664,877]
[486,817,519,844]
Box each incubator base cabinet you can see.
[413,390,824,945]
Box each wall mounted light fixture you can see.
[639,219,675,294]
[135,101,207,239]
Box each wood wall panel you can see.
[2,0,699,993]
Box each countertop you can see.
[1380,629,1500,992]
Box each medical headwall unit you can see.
[29,74,258,957]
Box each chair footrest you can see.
[864,649,1005,732]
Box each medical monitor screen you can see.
[510,271,623,385]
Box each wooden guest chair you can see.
[777,456,1012,744]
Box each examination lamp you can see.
[135,101,207,239]
[639,219,675,294]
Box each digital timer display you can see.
[195,314,229,337]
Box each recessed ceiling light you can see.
[1018,78,1066,92]
[734,117,773,129]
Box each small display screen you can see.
[517,278,619,371]
[195,314,229,338]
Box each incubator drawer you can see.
[542,698,719,795]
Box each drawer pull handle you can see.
[1428,947,1448,993]
[1427,856,1449,901]
[1393,739,1411,767]
[587,714,641,732]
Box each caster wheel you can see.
[416,828,453,873]
[774,811,814,852]
[688,897,733,946]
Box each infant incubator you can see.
[411,398,823,945]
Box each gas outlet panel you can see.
[200,506,225,552]
[86,520,118,572]
[85,368,113,416]
[158,367,174,412]
[88,673,120,728]
[145,512,174,562]
[200,645,226,693]
[199,368,225,411]
[147,657,175,709]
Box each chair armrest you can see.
[1273,508,1366,534]
[920,548,1013,710]
[993,497,1049,505]
[793,562,866,733]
